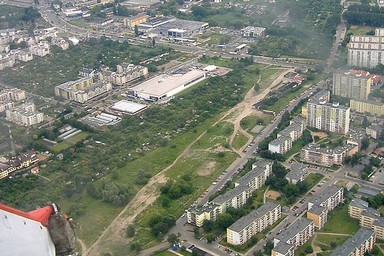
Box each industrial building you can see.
[131,69,207,102]
[110,100,147,115]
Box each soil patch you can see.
[197,161,216,176]
[266,190,281,200]
[312,131,328,139]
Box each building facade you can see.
[331,228,376,256]
[5,102,44,126]
[227,203,281,245]
[186,160,273,227]
[273,218,314,251]
[350,99,384,117]
[332,70,372,100]
[347,28,384,68]
[306,91,350,134]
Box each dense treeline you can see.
[343,5,384,27]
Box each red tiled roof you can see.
[0,203,53,226]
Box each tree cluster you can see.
[343,5,384,27]
[86,178,131,206]
[148,214,176,237]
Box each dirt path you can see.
[225,67,294,155]
[77,238,87,255]
[85,67,293,256]
[84,130,208,256]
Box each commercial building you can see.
[273,218,314,251]
[350,99,384,117]
[5,102,43,126]
[300,143,358,167]
[347,28,384,68]
[110,100,147,115]
[80,112,121,127]
[332,70,372,100]
[306,90,350,134]
[227,203,281,245]
[55,77,112,103]
[187,160,272,227]
[240,26,266,38]
[123,13,148,28]
[330,228,376,256]
[308,185,344,212]
[131,69,207,102]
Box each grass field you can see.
[51,132,89,153]
[192,122,233,150]
[265,85,309,113]
[322,203,360,234]
[232,133,248,150]
[295,238,313,256]
[283,139,304,158]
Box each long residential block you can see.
[227,202,281,245]
[330,228,376,256]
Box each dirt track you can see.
[84,67,293,256]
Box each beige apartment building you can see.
[273,218,314,251]
[331,228,376,256]
[350,99,384,117]
[332,70,372,100]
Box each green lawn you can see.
[232,133,248,150]
[322,203,360,234]
[240,114,273,133]
[51,132,89,153]
[192,122,233,150]
[315,233,350,248]
[305,173,324,189]
[293,237,313,256]
[266,85,309,113]
[283,139,304,158]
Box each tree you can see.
[361,138,369,150]
[134,25,139,37]
[202,219,214,232]
[126,225,135,238]
[193,227,200,239]
[167,233,179,245]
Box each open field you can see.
[322,203,360,234]
[232,133,248,150]
[51,132,89,153]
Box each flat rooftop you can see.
[110,100,147,114]
[132,69,206,98]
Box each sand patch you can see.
[197,161,216,176]
[312,131,328,139]
[266,190,281,200]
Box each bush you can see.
[304,246,313,253]
[126,225,135,238]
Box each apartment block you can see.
[350,99,384,117]
[55,77,112,103]
[347,28,384,68]
[0,101,13,112]
[0,54,15,70]
[373,218,384,240]
[5,102,44,126]
[308,185,344,212]
[240,26,266,38]
[0,88,26,102]
[332,70,372,100]
[268,136,292,154]
[301,143,358,167]
[360,208,381,229]
[349,198,369,219]
[271,242,294,256]
[306,204,328,229]
[306,90,350,134]
[331,228,376,256]
[274,218,314,251]
[227,203,281,245]
[186,160,273,227]
[29,41,50,57]
[99,63,148,86]
[269,116,305,154]
[285,162,309,185]
[366,124,383,139]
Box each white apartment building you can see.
[273,218,314,251]
[227,203,281,245]
[308,185,344,212]
[29,41,50,57]
[347,28,384,68]
[6,102,44,126]
[268,136,292,154]
[332,70,372,100]
[331,228,376,256]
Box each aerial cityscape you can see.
[0,0,384,256]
